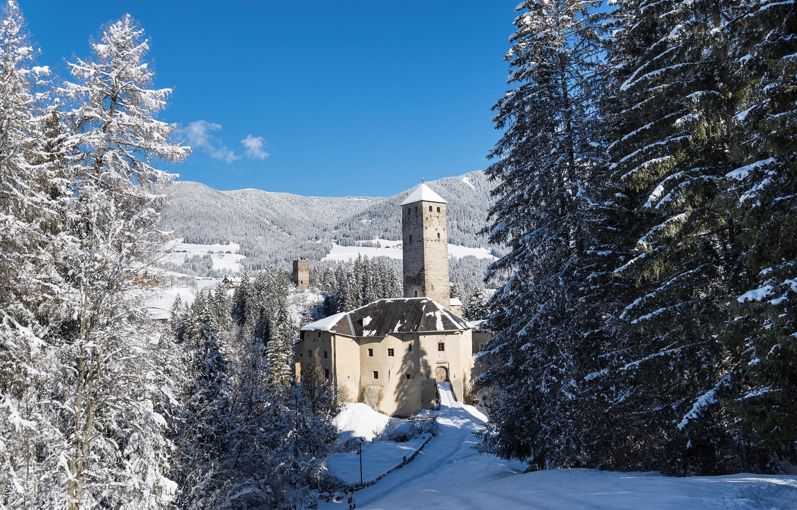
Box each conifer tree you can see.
[478,0,607,467]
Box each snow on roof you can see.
[450,297,462,306]
[400,183,447,206]
[300,298,470,337]
[301,312,349,332]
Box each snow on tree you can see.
[49,14,188,508]
[477,0,609,468]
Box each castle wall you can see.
[402,201,450,305]
[292,259,310,289]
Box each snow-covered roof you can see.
[300,298,470,337]
[301,312,350,332]
[400,183,447,206]
[450,297,462,306]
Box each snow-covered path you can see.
[321,385,797,510]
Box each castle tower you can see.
[401,184,450,305]
[292,259,310,289]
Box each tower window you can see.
[414,290,418,297]
[388,348,394,357]
[437,207,441,213]
[368,348,374,357]
[409,235,412,243]
[438,342,445,352]
[373,371,379,379]
[406,373,411,379]
[429,205,432,212]
[324,369,330,380]
[323,350,328,359]
[437,233,440,240]
[408,344,412,351]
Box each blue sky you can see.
[22,1,514,196]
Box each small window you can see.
[318,331,321,338]
[388,348,394,357]
[408,344,412,352]
[409,235,412,243]
[414,290,418,297]
[437,206,441,213]
[324,369,330,380]
[438,342,445,352]
[368,348,374,357]
[405,373,411,379]
[437,233,440,240]
[373,371,379,379]
[308,349,312,356]
[429,205,432,212]
[300,352,303,358]
[323,350,328,359]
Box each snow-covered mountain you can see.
[161,170,496,272]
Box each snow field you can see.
[321,387,797,510]
[160,238,246,272]
[323,240,496,262]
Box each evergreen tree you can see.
[478,0,607,467]
[54,15,189,507]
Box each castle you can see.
[294,184,488,417]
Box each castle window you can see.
[409,235,412,243]
[437,233,440,240]
[324,369,330,380]
[323,350,328,359]
[438,342,445,352]
[388,348,394,357]
[318,331,321,338]
[368,348,374,357]
[408,344,412,352]
[414,290,418,297]
[429,205,432,212]
[406,373,411,379]
[373,371,379,379]
[437,206,441,213]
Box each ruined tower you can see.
[401,184,450,305]
[292,259,310,289]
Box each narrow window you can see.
[388,348,394,357]
[373,371,379,379]
[438,342,445,352]
[300,352,303,358]
[437,206,441,213]
[324,368,330,380]
[429,205,432,212]
[437,232,441,240]
[323,350,328,359]
[408,344,412,352]
[406,373,411,379]
[414,290,418,297]
[318,331,321,338]
[368,348,374,357]
[409,235,412,243]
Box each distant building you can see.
[292,259,310,289]
[294,184,488,417]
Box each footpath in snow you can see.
[321,383,797,510]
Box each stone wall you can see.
[402,201,450,305]
[292,259,310,289]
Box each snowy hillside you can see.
[161,170,495,272]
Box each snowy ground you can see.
[159,238,246,272]
[323,240,496,262]
[321,384,797,510]
[327,435,431,486]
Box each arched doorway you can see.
[434,366,448,382]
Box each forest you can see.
[477,0,796,476]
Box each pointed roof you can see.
[400,183,447,206]
[300,298,469,337]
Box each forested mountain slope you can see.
[162,170,494,270]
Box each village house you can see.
[294,184,490,417]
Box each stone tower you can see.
[292,259,310,289]
[401,183,450,305]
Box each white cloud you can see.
[241,135,269,160]
[180,120,239,163]
[179,121,269,163]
